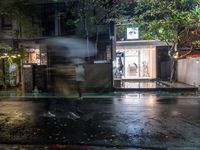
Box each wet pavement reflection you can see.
[0,95,200,149]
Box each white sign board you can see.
[23,65,31,68]
[127,27,139,39]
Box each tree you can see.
[67,0,130,37]
[0,43,24,87]
[0,0,37,38]
[65,0,132,63]
[0,0,37,87]
[122,0,200,81]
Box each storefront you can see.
[115,41,157,80]
[114,40,169,88]
[19,41,47,65]
[19,40,48,92]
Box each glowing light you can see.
[11,55,17,58]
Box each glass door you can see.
[139,49,150,77]
[125,50,139,78]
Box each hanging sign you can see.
[127,27,139,39]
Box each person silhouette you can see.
[73,58,85,100]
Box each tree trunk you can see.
[170,59,176,83]
[169,43,193,83]
[168,42,177,83]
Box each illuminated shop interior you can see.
[20,43,47,65]
[115,45,156,80]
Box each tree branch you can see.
[175,45,194,60]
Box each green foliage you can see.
[140,30,155,40]
[116,1,199,41]
[116,25,127,40]
[132,0,198,43]
[193,5,200,21]
[0,43,24,87]
[0,42,24,65]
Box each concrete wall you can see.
[84,63,112,91]
[51,63,112,95]
[177,58,200,86]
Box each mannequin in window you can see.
[128,63,137,76]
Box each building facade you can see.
[1,0,113,92]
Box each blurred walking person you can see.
[74,58,85,100]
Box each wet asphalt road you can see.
[0,95,200,149]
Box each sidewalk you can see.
[0,82,198,98]
[114,80,198,92]
[159,81,198,88]
[0,91,199,98]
